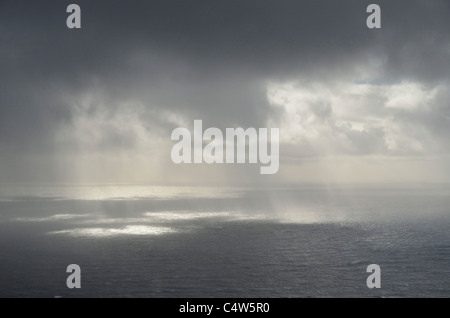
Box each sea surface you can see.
[0,184,449,298]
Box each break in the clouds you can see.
[0,0,449,184]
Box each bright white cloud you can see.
[266,80,449,157]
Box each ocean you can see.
[0,184,449,298]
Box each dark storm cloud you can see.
[0,0,449,182]
[7,0,447,78]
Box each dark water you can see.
[0,185,449,297]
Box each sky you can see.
[0,0,449,185]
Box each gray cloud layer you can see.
[0,0,449,183]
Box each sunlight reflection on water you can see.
[0,185,241,201]
[48,225,176,237]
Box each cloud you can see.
[0,0,449,183]
[267,80,450,156]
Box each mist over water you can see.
[0,184,449,297]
